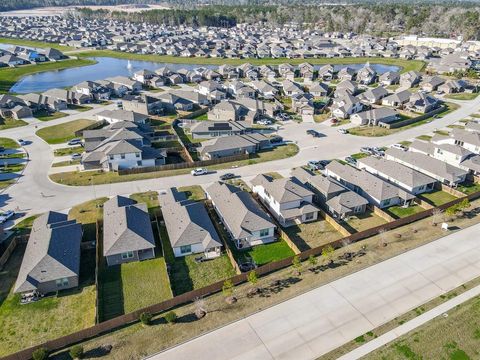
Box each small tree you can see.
[247,270,259,296]
[32,348,48,360]
[445,206,457,221]
[291,255,302,275]
[164,311,177,324]
[321,245,335,265]
[69,345,84,359]
[432,208,443,226]
[139,312,153,326]
[194,297,207,319]
[222,278,237,304]
[308,254,318,270]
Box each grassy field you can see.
[50,144,299,185]
[34,110,67,122]
[77,50,425,73]
[0,118,27,131]
[445,92,479,101]
[366,295,480,360]
[0,59,95,93]
[0,138,19,149]
[419,190,458,206]
[0,37,74,51]
[0,245,96,357]
[284,219,343,251]
[388,204,425,219]
[36,119,96,144]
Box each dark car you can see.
[345,156,357,166]
[318,160,331,167]
[306,129,322,137]
[220,173,236,181]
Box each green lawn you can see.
[0,244,96,357]
[52,159,81,167]
[0,37,74,51]
[445,92,479,101]
[456,182,480,195]
[351,152,369,160]
[230,240,295,267]
[419,191,458,206]
[67,104,93,112]
[53,146,84,156]
[68,197,109,242]
[191,113,208,121]
[0,163,26,173]
[388,204,425,219]
[50,144,299,186]
[0,138,19,149]
[130,191,160,216]
[0,118,27,131]
[178,185,206,201]
[77,50,425,73]
[0,59,95,94]
[34,110,67,122]
[36,119,96,144]
[416,134,433,141]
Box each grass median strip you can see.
[36,119,96,144]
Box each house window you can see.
[259,229,269,237]
[109,155,114,160]
[56,278,69,288]
[120,154,126,159]
[180,245,192,254]
[135,153,141,158]
[121,251,134,259]
[305,212,315,221]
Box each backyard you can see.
[284,219,343,251]
[36,119,96,144]
[230,239,295,266]
[419,190,458,206]
[49,143,299,186]
[343,211,388,233]
[387,204,426,219]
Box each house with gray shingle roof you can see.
[251,174,320,227]
[206,182,276,249]
[103,195,156,266]
[14,211,82,295]
[198,133,269,160]
[159,188,222,258]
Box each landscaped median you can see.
[35,119,96,144]
[49,143,299,185]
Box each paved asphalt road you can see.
[147,222,480,360]
[2,96,479,218]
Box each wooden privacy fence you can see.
[117,153,249,175]
[384,105,447,129]
[4,191,480,360]
[0,235,28,270]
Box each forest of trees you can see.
[2,0,480,40]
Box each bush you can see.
[32,348,48,360]
[140,312,153,325]
[69,345,84,359]
[164,311,177,324]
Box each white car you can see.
[191,168,208,176]
[391,143,407,151]
[257,119,272,126]
[0,210,15,223]
[337,128,348,134]
[71,153,82,161]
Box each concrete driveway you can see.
[147,222,480,360]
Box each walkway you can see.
[338,283,480,359]
[147,222,480,360]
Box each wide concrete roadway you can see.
[1,96,480,217]
[147,221,480,360]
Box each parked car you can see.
[68,138,82,146]
[71,153,82,161]
[220,173,235,181]
[307,129,322,137]
[269,135,283,144]
[337,128,348,134]
[345,156,357,166]
[360,146,373,155]
[191,168,208,176]
[307,160,322,171]
[257,119,272,126]
[318,160,331,167]
[18,139,27,146]
[391,143,408,151]
[0,210,15,223]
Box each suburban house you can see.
[208,99,277,124]
[309,82,329,98]
[407,92,439,113]
[359,87,389,104]
[331,93,363,119]
[96,109,148,124]
[434,128,480,155]
[379,71,400,86]
[350,107,399,126]
[82,121,166,171]
[251,174,320,227]
[357,156,437,194]
[198,133,269,160]
[43,88,90,105]
[400,71,422,88]
[103,196,156,266]
[291,167,368,219]
[381,90,412,107]
[325,161,416,208]
[421,76,445,92]
[206,182,276,249]
[187,120,250,139]
[356,64,377,85]
[14,211,83,295]
[385,148,468,186]
[159,188,223,259]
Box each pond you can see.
[6,51,401,94]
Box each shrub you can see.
[164,311,177,324]
[32,348,48,360]
[140,312,153,325]
[69,345,84,359]
[222,279,234,297]
[247,270,258,286]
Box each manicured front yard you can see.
[36,119,96,144]
[388,204,425,218]
[67,104,93,112]
[0,138,19,149]
[445,92,479,101]
[284,219,343,251]
[52,159,80,167]
[0,118,27,131]
[0,245,96,357]
[419,190,458,206]
[34,110,67,122]
[50,144,299,186]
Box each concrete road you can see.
[146,222,480,360]
[1,96,480,217]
